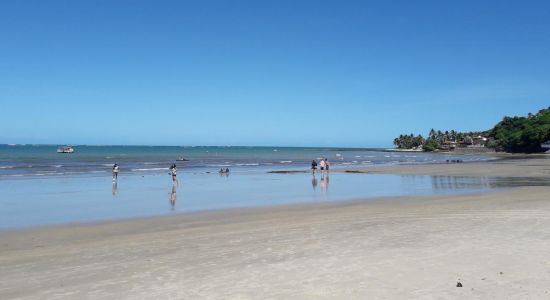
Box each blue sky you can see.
[1,0,549,147]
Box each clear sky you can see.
[1,0,549,147]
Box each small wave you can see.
[0,166,14,169]
[52,165,63,168]
[245,163,259,166]
[208,164,232,167]
[279,161,292,164]
[361,161,371,164]
[354,156,361,158]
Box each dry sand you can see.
[2,157,550,299]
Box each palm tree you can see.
[429,128,436,139]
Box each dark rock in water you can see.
[456,282,463,287]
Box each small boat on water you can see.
[57,146,74,153]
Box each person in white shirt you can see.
[112,164,119,180]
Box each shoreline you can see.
[1,157,550,298]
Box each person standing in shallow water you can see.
[319,158,326,175]
[324,158,330,173]
[311,160,318,174]
[112,164,119,181]
[169,164,177,182]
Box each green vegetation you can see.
[392,134,425,149]
[488,107,550,153]
[422,138,438,152]
[392,107,550,153]
[393,129,485,152]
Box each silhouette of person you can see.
[311,160,318,174]
[112,163,119,181]
[169,164,177,183]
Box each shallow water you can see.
[2,170,549,229]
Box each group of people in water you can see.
[112,159,331,181]
[311,158,330,174]
[111,163,179,182]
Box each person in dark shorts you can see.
[169,164,177,182]
[311,160,318,174]
[112,163,119,180]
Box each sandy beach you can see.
[1,157,550,299]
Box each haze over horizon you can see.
[1,0,549,147]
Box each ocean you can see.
[0,144,494,178]
[0,144,511,228]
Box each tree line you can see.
[392,106,550,153]
[487,107,550,153]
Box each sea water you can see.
[2,144,531,229]
[0,144,494,177]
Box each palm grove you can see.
[393,107,550,153]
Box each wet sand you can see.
[343,156,550,177]
[1,157,550,299]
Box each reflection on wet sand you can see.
[430,176,492,190]
[430,175,550,190]
[320,175,330,193]
[311,174,318,190]
[170,183,177,210]
[112,181,118,196]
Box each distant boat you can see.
[57,146,74,153]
